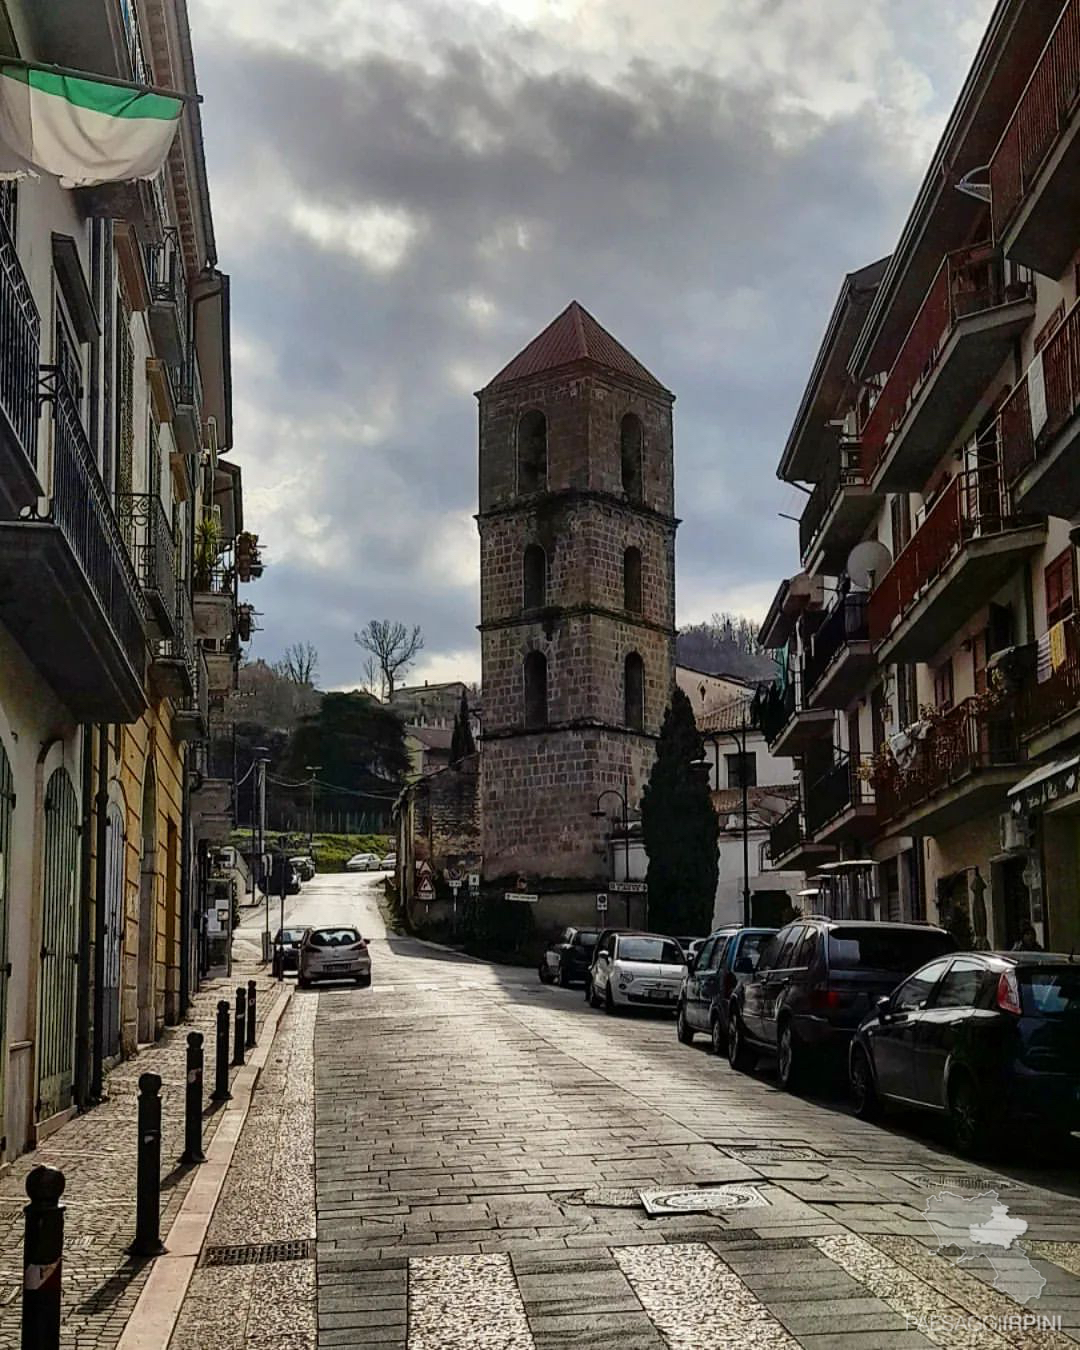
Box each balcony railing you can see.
[1018,615,1080,739]
[798,442,866,563]
[1001,296,1080,486]
[157,577,194,671]
[117,492,176,625]
[804,757,875,837]
[989,0,1080,240]
[147,226,188,326]
[867,463,1010,643]
[803,594,869,695]
[769,801,801,862]
[858,245,1009,477]
[0,214,40,469]
[875,697,1018,823]
[40,367,147,675]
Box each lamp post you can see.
[253,747,269,955]
[305,765,322,850]
[592,776,632,925]
[709,712,752,929]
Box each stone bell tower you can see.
[476,301,677,926]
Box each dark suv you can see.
[728,918,955,1091]
[539,927,599,986]
[677,926,776,1054]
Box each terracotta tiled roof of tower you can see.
[483,301,669,393]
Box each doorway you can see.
[102,804,124,1060]
[37,767,80,1122]
[137,769,156,1044]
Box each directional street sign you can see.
[505,892,539,903]
[610,880,647,894]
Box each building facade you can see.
[762,0,1080,951]
[477,302,677,929]
[0,0,254,1156]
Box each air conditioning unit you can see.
[999,811,1031,853]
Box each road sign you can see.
[446,866,463,883]
[596,893,608,913]
[467,872,480,893]
[610,880,647,893]
[416,860,435,902]
[515,875,528,892]
[505,892,539,903]
[448,878,463,894]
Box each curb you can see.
[116,982,295,1350]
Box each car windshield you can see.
[308,928,361,948]
[1020,967,1080,1016]
[578,933,599,948]
[618,937,685,965]
[275,929,306,944]
[828,927,954,974]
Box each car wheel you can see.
[604,985,619,1015]
[710,1016,725,1057]
[728,1009,754,1072]
[850,1047,881,1121]
[538,962,553,985]
[777,1021,804,1093]
[676,1004,695,1045]
[949,1073,991,1157]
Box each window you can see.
[891,957,952,1012]
[725,751,757,789]
[730,931,770,974]
[933,657,954,710]
[518,410,547,493]
[617,936,684,964]
[620,413,643,500]
[829,927,954,975]
[930,957,984,1009]
[1045,547,1075,629]
[624,652,644,730]
[896,663,918,729]
[795,927,820,969]
[623,547,642,613]
[524,651,548,728]
[773,926,806,969]
[695,938,719,972]
[523,544,546,609]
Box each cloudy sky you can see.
[188,0,994,691]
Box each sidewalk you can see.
[0,963,285,1350]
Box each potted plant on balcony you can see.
[193,513,221,592]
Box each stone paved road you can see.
[302,874,1080,1350]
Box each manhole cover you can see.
[201,1238,313,1268]
[640,1185,768,1216]
[727,1148,822,1163]
[580,1187,643,1208]
[907,1174,1018,1192]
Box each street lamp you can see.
[305,765,322,849]
[592,775,632,924]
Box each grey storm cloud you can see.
[189,0,993,687]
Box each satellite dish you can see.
[846,540,893,592]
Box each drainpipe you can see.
[90,726,109,1100]
[179,764,191,1013]
[73,725,95,1109]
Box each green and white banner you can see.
[0,64,182,187]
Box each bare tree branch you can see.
[354,620,424,700]
[278,641,319,686]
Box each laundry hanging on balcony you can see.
[0,63,182,187]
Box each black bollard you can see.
[212,999,231,1103]
[246,979,257,1050]
[128,1073,166,1258]
[232,987,246,1067]
[181,1032,206,1165]
[22,1165,64,1350]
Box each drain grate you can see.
[907,1173,1018,1193]
[201,1238,313,1268]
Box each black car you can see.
[850,951,1080,1155]
[677,926,776,1054]
[272,927,309,976]
[728,918,956,1091]
[539,927,599,986]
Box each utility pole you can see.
[305,765,321,850]
[254,748,269,955]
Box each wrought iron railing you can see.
[157,577,194,671]
[147,226,188,335]
[867,461,1012,643]
[798,441,866,563]
[803,594,869,696]
[39,368,146,676]
[769,801,801,862]
[989,0,1080,240]
[0,214,40,470]
[804,756,875,837]
[116,492,176,622]
[1018,615,1080,738]
[1000,295,1080,486]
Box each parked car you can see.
[345,853,381,872]
[850,951,1080,1155]
[539,927,599,986]
[586,929,687,1013]
[267,854,301,896]
[272,926,309,976]
[289,855,316,881]
[382,854,397,872]
[677,926,777,1054]
[298,926,372,987]
[728,919,956,1091]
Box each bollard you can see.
[232,986,246,1067]
[246,979,257,1050]
[128,1073,166,1258]
[22,1165,64,1350]
[181,1032,206,1164]
[212,999,231,1102]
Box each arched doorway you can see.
[37,766,80,1122]
[102,803,125,1060]
[137,769,157,1044]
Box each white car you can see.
[345,853,381,872]
[298,926,371,986]
[382,854,397,872]
[586,931,688,1013]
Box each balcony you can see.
[190,770,233,845]
[802,594,874,710]
[117,493,176,639]
[205,645,238,699]
[147,228,188,369]
[867,464,1045,665]
[858,246,1034,491]
[875,697,1021,836]
[761,674,834,758]
[151,581,195,704]
[0,215,42,517]
[0,370,147,721]
[804,758,877,845]
[174,647,209,743]
[1000,298,1080,516]
[1017,617,1080,759]
[798,442,878,573]
[172,351,203,457]
[768,800,836,872]
[990,0,1080,277]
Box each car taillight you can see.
[996,969,1022,1015]
[809,988,842,1011]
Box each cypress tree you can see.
[640,686,718,935]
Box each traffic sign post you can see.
[596,893,608,914]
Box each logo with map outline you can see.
[923,1188,1045,1305]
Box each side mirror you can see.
[875,995,891,1022]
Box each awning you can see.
[1008,755,1080,816]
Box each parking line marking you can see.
[409,1253,535,1349]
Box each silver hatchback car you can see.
[298,926,372,987]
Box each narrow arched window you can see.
[624,652,644,730]
[523,544,546,609]
[623,546,642,613]
[524,651,548,728]
[518,410,547,494]
[620,413,643,500]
